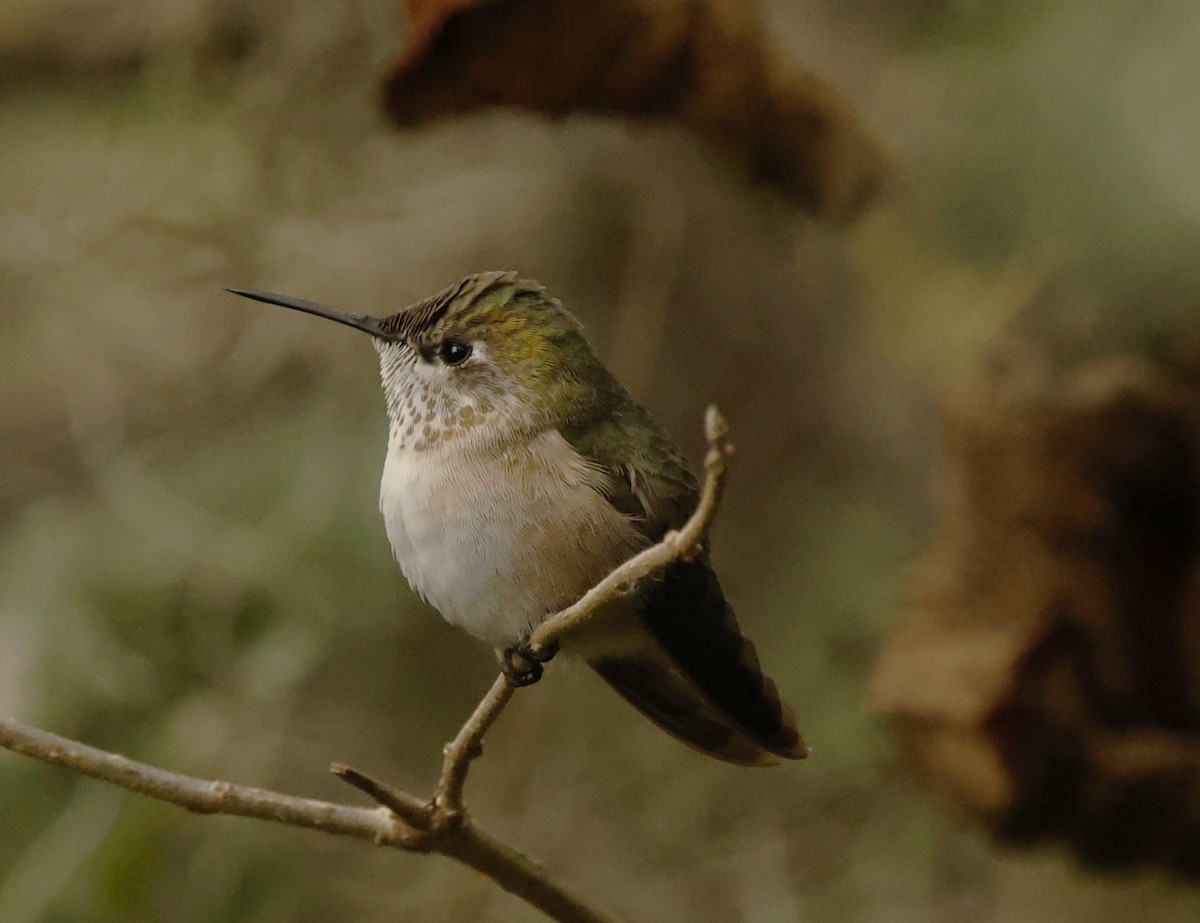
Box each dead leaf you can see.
[874,344,1200,875]
[384,0,885,219]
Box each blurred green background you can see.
[2,1,1200,920]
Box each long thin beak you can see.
[226,288,397,340]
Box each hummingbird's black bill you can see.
[226,288,397,340]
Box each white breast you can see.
[379,428,645,648]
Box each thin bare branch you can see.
[0,720,408,845]
[435,673,513,818]
[439,825,613,923]
[0,407,736,923]
[329,763,432,835]
[0,719,611,923]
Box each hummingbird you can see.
[228,272,805,765]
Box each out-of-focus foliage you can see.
[1,1,1199,921]
[385,0,887,218]
[875,344,1200,873]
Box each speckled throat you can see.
[374,271,575,452]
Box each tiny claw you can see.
[500,636,559,686]
[501,648,543,687]
[504,661,542,687]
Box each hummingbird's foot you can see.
[500,649,543,687]
[499,640,558,687]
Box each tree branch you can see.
[0,719,609,923]
[0,406,736,922]
[435,674,514,819]
[0,719,408,841]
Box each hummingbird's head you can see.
[229,272,610,451]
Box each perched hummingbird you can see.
[228,273,805,765]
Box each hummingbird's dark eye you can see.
[438,338,472,366]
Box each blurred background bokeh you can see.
[3,0,1200,920]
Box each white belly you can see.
[379,429,645,648]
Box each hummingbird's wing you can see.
[562,409,807,765]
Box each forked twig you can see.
[0,407,736,923]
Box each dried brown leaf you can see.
[385,0,885,219]
[874,345,1200,875]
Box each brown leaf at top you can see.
[385,0,885,220]
[395,0,486,77]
